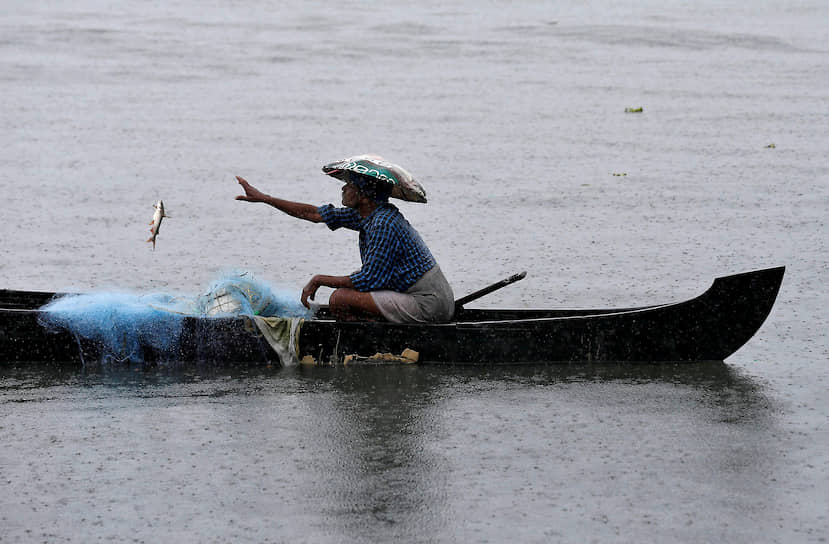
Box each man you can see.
[234,170,454,323]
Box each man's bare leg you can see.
[328,288,384,321]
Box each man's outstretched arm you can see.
[235,176,323,223]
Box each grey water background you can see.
[1,0,827,541]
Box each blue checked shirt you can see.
[317,203,436,292]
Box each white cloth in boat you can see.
[251,316,303,366]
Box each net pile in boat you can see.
[38,271,311,364]
[195,273,309,318]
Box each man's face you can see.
[342,182,360,209]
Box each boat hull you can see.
[299,267,784,363]
[0,267,784,365]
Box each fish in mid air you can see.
[147,200,169,250]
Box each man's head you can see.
[341,171,393,204]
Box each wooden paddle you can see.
[454,271,527,312]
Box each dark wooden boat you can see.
[0,266,784,365]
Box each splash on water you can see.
[38,271,312,364]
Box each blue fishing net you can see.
[194,273,310,318]
[39,292,188,364]
[38,272,312,364]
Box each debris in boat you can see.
[625,107,643,113]
[765,143,776,148]
[343,349,419,365]
[146,200,168,250]
[401,348,419,361]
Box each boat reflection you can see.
[282,361,776,539]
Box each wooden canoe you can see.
[0,266,784,365]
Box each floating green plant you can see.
[625,107,643,113]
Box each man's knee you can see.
[328,288,354,310]
[328,288,381,320]
[328,288,344,310]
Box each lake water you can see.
[1,0,827,542]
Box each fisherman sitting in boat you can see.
[234,157,453,323]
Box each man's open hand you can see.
[235,176,267,203]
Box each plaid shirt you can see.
[317,203,436,292]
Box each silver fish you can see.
[146,200,169,250]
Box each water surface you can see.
[1,0,828,541]
[0,363,792,542]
